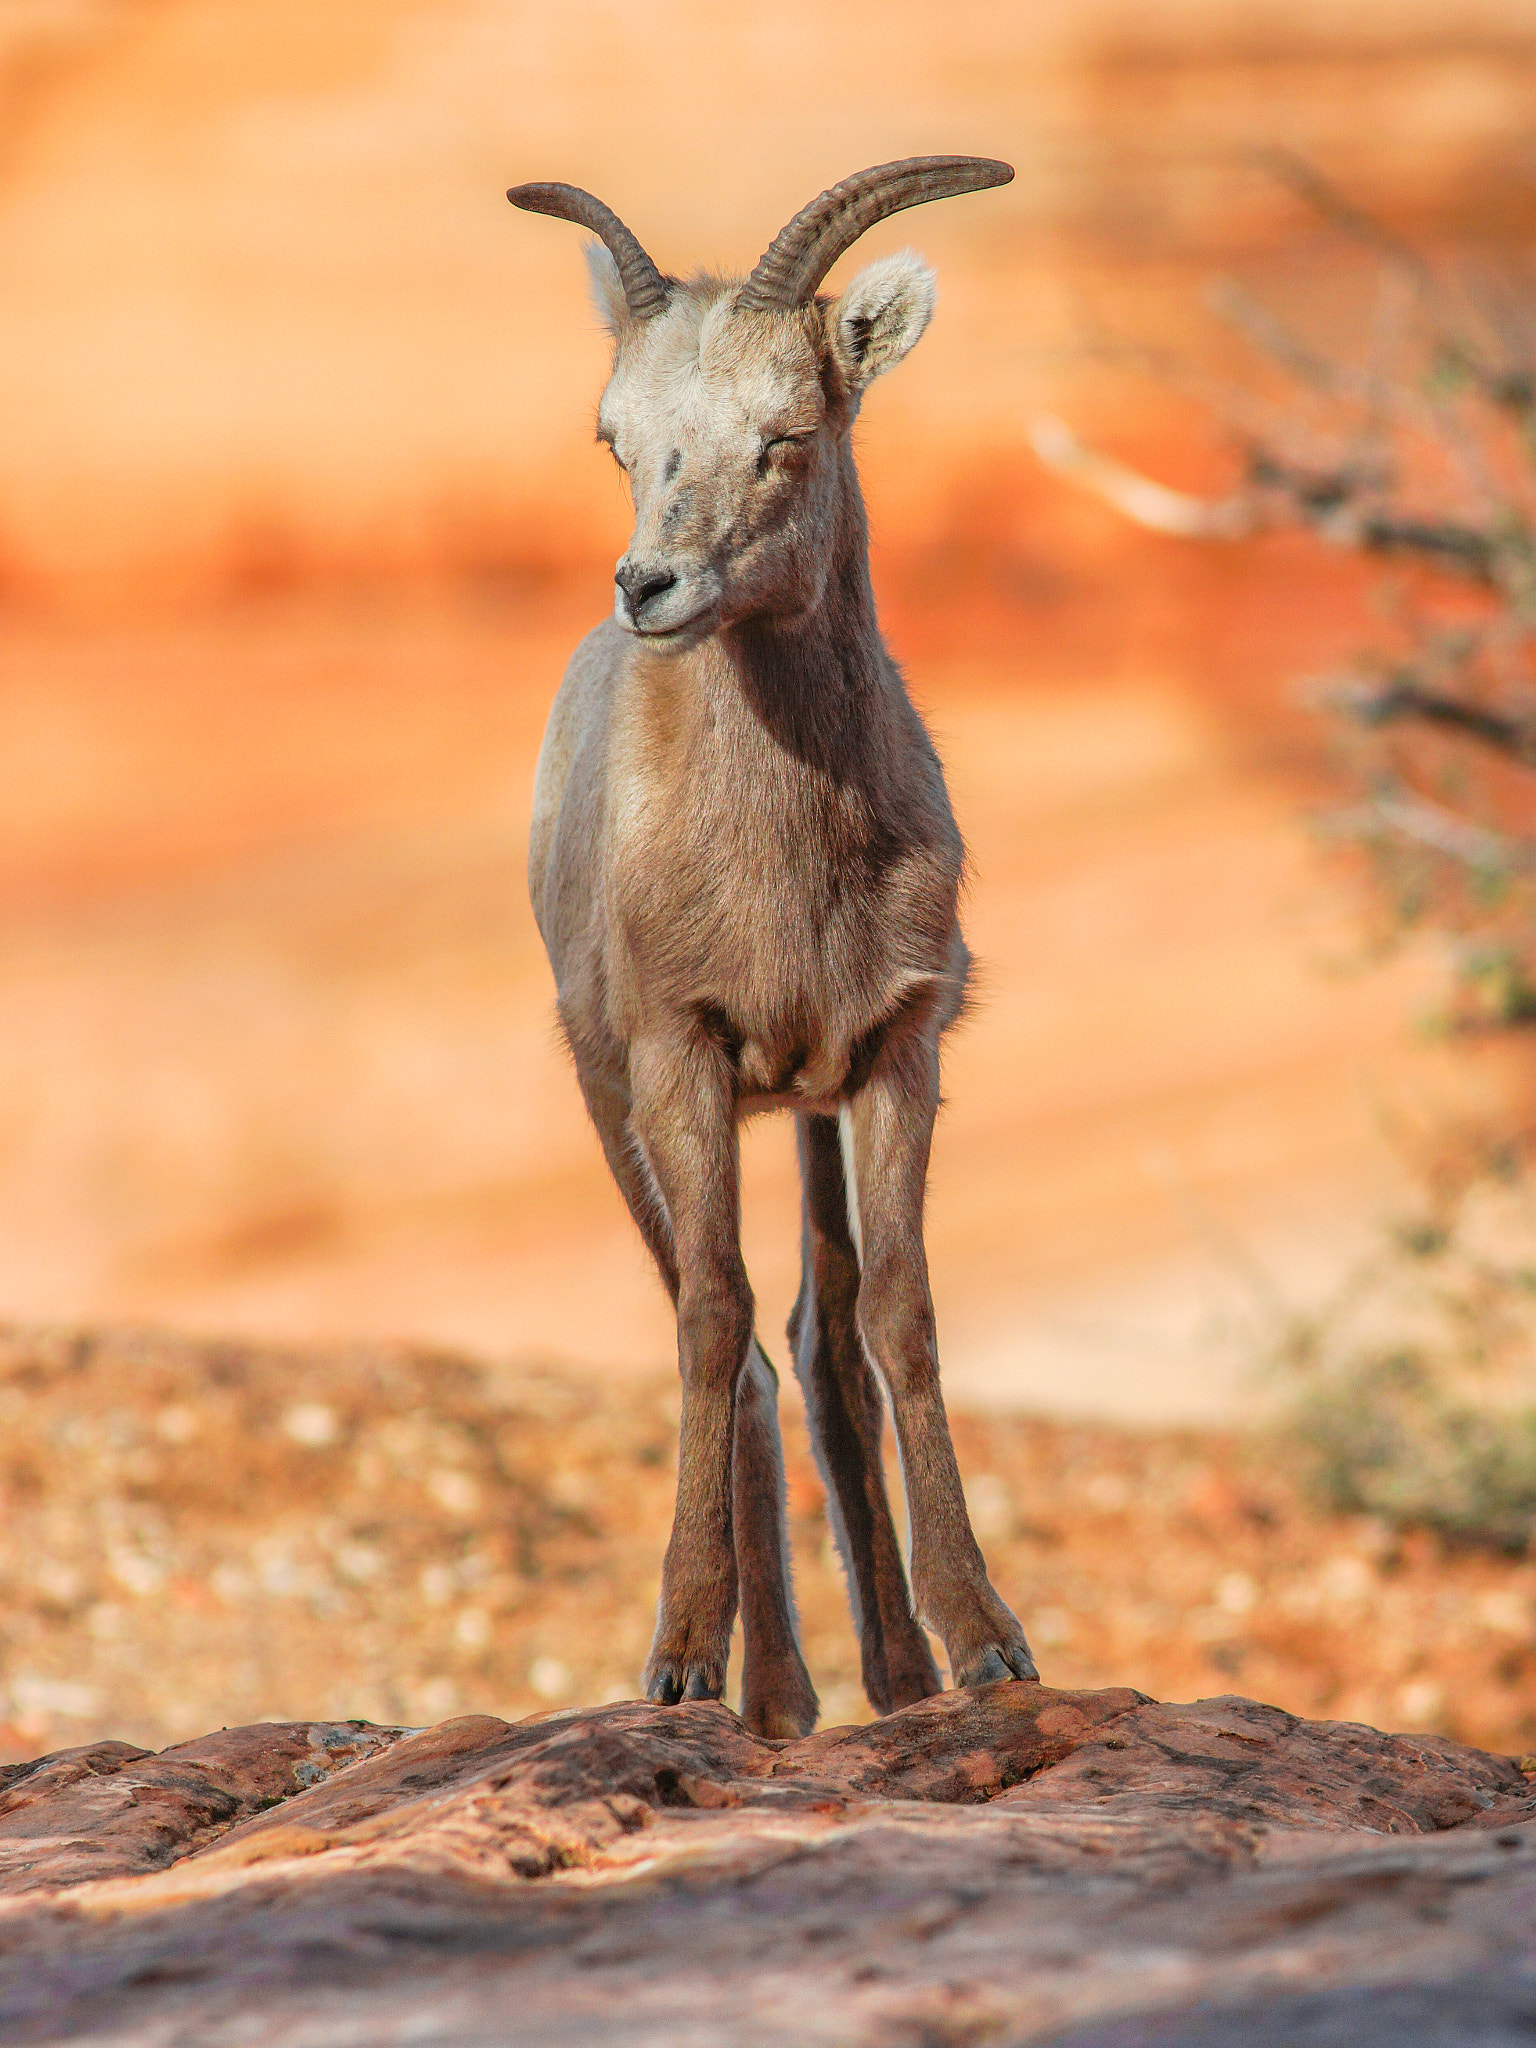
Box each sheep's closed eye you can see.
[758,433,812,474]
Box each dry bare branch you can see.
[1334,676,1536,765]
[1255,150,1432,285]
[1330,789,1536,874]
[1206,280,1387,406]
[1028,416,1255,538]
[1046,167,1536,1043]
[1031,417,1502,575]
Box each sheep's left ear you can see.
[829,251,936,393]
[585,241,630,339]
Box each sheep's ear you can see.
[829,251,936,392]
[585,241,629,337]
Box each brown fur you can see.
[526,235,1035,1736]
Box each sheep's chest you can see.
[606,717,959,1103]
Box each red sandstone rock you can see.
[0,1720,403,1892]
[0,1687,1531,2044]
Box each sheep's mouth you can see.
[628,605,716,641]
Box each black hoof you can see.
[958,1641,1039,1687]
[644,1662,724,1706]
[646,1666,683,1706]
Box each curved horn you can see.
[507,182,670,321]
[739,156,1013,314]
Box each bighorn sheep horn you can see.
[507,182,671,321]
[739,156,1013,314]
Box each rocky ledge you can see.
[2,1684,1535,2045]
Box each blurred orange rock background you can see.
[2,0,1535,1417]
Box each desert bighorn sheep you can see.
[510,157,1036,1737]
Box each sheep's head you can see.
[509,159,1012,647]
[583,251,938,643]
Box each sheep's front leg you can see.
[845,1035,1038,1691]
[631,1034,751,1707]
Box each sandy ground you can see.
[2,1324,1534,1768]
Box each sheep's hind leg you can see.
[790,1112,942,1713]
[734,1340,819,1736]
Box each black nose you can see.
[616,563,677,614]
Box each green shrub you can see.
[1237,1134,1536,1551]
[1291,1347,1536,1551]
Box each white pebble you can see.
[1216,1572,1258,1616]
[1476,1590,1530,1637]
[155,1405,199,1445]
[109,1551,163,1598]
[282,1404,338,1448]
[335,1543,383,1585]
[419,1563,456,1606]
[427,1469,481,1518]
[454,1608,491,1651]
[529,1656,570,1701]
[34,1561,82,1606]
[1398,1678,1445,1729]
